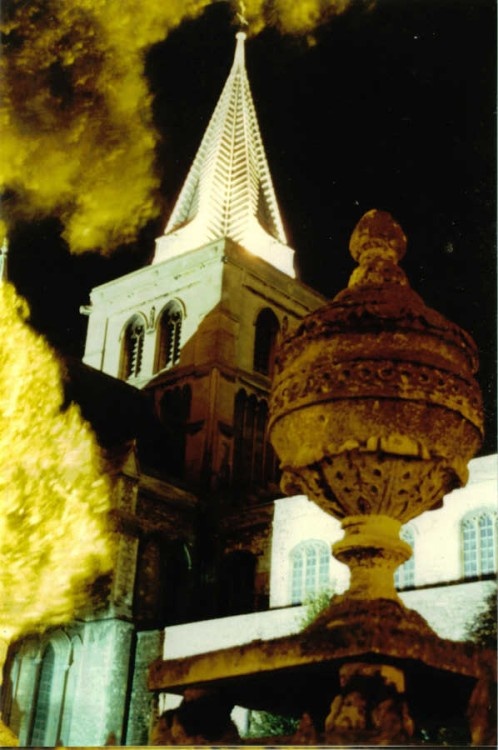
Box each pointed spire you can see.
[153,33,295,277]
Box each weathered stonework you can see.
[126,630,164,746]
[269,209,484,603]
[148,211,494,746]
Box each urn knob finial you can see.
[348,210,408,287]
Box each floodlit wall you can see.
[162,605,305,661]
[270,456,497,614]
[400,578,496,641]
[83,241,226,379]
[269,495,349,608]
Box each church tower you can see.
[83,31,325,615]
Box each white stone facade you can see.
[83,240,226,379]
[160,454,497,676]
[269,453,497,633]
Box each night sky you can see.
[6,0,497,454]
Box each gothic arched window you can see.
[253,308,279,377]
[134,536,192,628]
[232,389,279,493]
[394,526,415,589]
[462,511,497,577]
[59,637,82,745]
[156,302,183,372]
[159,385,192,478]
[120,314,145,379]
[1,649,21,731]
[290,540,331,605]
[29,644,55,745]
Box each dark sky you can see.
[7,0,497,454]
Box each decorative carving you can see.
[324,662,414,746]
[270,210,484,604]
[280,451,458,523]
[272,356,482,427]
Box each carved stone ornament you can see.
[269,209,483,600]
[322,662,415,746]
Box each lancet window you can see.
[462,511,497,577]
[394,526,415,589]
[158,385,192,478]
[233,389,279,491]
[4,635,83,745]
[134,537,192,627]
[156,301,183,372]
[29,644,55,745]
[120,314,145,379]
[253,308,279,377]
[290,540,331,605]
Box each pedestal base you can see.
[149,598,496,746]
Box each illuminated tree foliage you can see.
[0,281,112,643]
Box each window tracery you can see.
[233,389,279,491]
[290,540,331,605]
[120,314,145,379]
[156,302,183,372]
[462,511,497,577]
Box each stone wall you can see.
[126,630,163,746]
[401,578,496,641]
[68,619,134,746]
[162,605,305,660]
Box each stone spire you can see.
[153,32,295,277]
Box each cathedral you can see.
[1,31,496,747]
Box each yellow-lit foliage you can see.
[0,0,351,254]
[0,0,211,253]
[0,281,113,642]
[243,0,351,35]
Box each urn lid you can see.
[270,210,483,520]
[278,210,480,379]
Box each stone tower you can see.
[83,31,325,614]
[2,33,327,748]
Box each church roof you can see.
[153,32,295,277]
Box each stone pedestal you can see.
[332,514,410,601]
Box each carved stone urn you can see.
[149,211,494,746]
[269,209,483,602]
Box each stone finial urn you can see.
[269,210,483,601]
